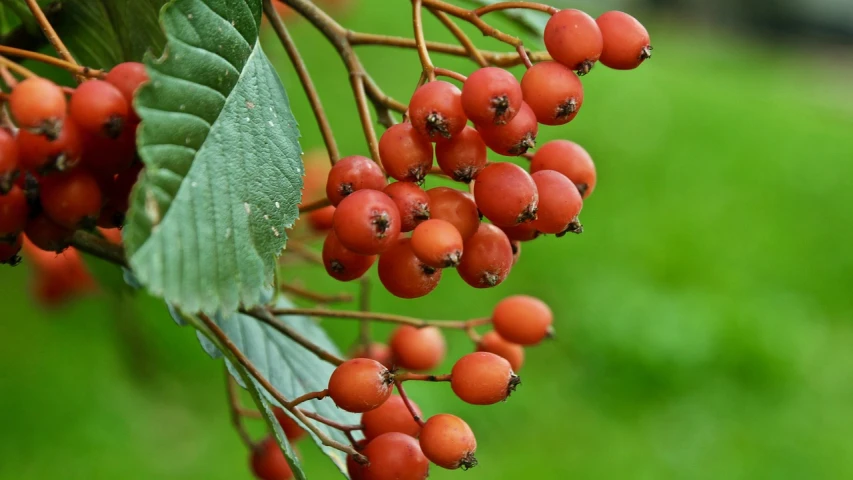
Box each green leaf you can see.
[124,0,304,316]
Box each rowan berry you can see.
[434,126,487,183]
[9,77,67,138]
[544,9,603,74]
[521,61,584,125]
[39,170,103,230]
[307,205,335,231]
[411,219,463,268]
[530,170,583,234]
[0,185,29,238]
[347,440,368,480]
[378,238,442,299]
[0,234,22,266]
[408,81,467,140]
[271,407,306,442]
[0,128,19,193]
[491,295,554,345]
[361,432,430,480]
[425,186,479,241]
[362,394,422,441]
[325,155,386,206]
[24,214,72,253]
[379,123,434,182]
[17,120,83,172]
[333,190,401,255]
[597,11,652,70]
[250,436,294,480]
[530,139,597,198]
[451,352,519,405]
[80,124,137,174]
[473,162,538,227]
[350,342,393,368]
[389,325,446,371]
[461,67,522,125]
[501,222,539,242]
[328,358,393,413]
[457,223,514,288]
[477,331,525,371]
[322,230,376,281]
[383,182,430,232]
[70,79,130,138]
[104,61,148,123]
[476,102,538,156]
[419,414,477,470]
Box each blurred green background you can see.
[2,1,853,479]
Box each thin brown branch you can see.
[0,56,35,79]
[226,367,259,449]
[395,372,452,382]
[281,282,353,304]
[282,239,323,265]
[299,409,363,431]
[246,306,346,366]
[299,197,331,214]
[70,230,128,268]
[515,44,533,69]
[0,46,105,79]
[421,0,525,48]
[412,0,435,81]
[473,1,558,16]
[24,0,83,82]
[358,276,371,350]
[434,67,467,83]
[269,306,491,331]
[350,73,383,166]
[394,379,425,427]
[290,389,329,406]
[426,8,488,67]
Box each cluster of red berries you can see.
[0,62,149,264]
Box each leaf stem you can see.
[394,378,425,427]
[268,306,491,331]
[245,306,346,366]
[23,0,83,82]
[298,409,363,431]
[226,367,259,449]
[412,0,435,81]
[281,282,353,304]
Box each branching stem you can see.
[0,45,104,79]
[412,0,435,81]
[226,368,258,449]
[269,306,490,330]
[23,0,83,82]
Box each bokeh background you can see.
[2,0,853,478]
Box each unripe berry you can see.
[272,407,306,442]
[333,190,401,255]
[383,182,430,232]
[361,432,430,480]
[9,77,67,138]
[478,331,525,371]
[104,61,149,123]
[451,352,519,405]
[389,325,446,371]
[70,79,130,138]
[530,170,583,234]
[24,214,72,253]
[328,358,393,413]
[322,230,376,281]
[0,185,29,237]
[457,223,514,288]
[419,414,477,470]
[476,102,538,156]
[361,394,422,441]
[434,126,487,183]
[530,139,596,198]
[250,436,294,480]
[379,123,434,182]
[378,238,442,299]
[0,128,19,193]
[544,9,603,74]
[521,61,584,125]
[408,81,467,140]
[474,162,538,227]
[426,187,480,241]
[350,341,393,368]
[0,234,22,265]
[596,11,652,70]
[325,155,386,206]
[492,295,554,345]
[411,219,463,268]
[461,67,522,125]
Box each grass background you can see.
[2,1,853,479]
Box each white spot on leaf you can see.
[243,202,251,215]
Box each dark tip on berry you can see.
[371,211,392,237]
[409,165,427,183]
[422,264,438,276]
[556,98,578,120]
[2,254,22,266]
[103,115,125,139]
[576,60,595,76]
[338,182,354,199]
[425,112,451,139]
[459,452,479,470]
[453,166,479,184]
[545,325,556,339]
[490,94,511,125]
[381,368,395,385]
[413,203,430,222]
[640,45,653,61]
[517,203,538,224]
[330,259,345,274]
[482,271,499,287]
[443,250,462,268]
[0,170,19,194]
[508,132,536,156]
[33,118,62,141]
[79,215,99,231]
[510,241,520,256]
[507,372,521,397]
[51,152,80,173]
[575,183,588,197]
[111,211,126,228]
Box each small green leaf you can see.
[124,0,304,316]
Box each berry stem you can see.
[0,65,19,88]
[23,0,83,82]
[289,389,330,406]
[245,306,346,366]
[421,0,527,49]
[226,367,260,449]
[426,8,488,67]
[281,239,323,265]
[298,197,331,214]
[280,282,354,304]
[473,1,559,16]
[395,372,452,382]
[350,72,383,168]
[262,0,340,165]
[70,230,129,268]
[358,276,372,351]
[394,378,426,427]
[0,45,105,79]
[0,55,35,79]
[412,0,436,81]
[298,409,363,431]
[433,67,467,83]
[515,44,534,69]
[268,306,491,331]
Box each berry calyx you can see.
[379,123,434,182]
[491,295,554,345]
[530,170,583,234]
[325,155,387,206]
[378,238,442,299]
[473,162,538,227]
[461,67,522,125]
[328,358,393,413]
[408,81,467,140]
[383,182,430,232]
[475,102,538,156]
[411,219,463,268]
[477,331,525,372]
[435,126,487,183]
[9,77,67,138]
[596,11,652,70]
[530,139,597,198]
[544,9,603,74]
[419,414,478,470]
[0,234,23,266]
[17,120,84,172]
[389,325,446,371]
[361,394,423,441]
[333,189,401,255]
[521,61,584,125]
[272,407,306,442]
[250,436,295,480]
[426,186,480,241]
[361,432,430,480]
[70,79,130,138]
[39,170,103,230]
[457,223,514,288]
[322,230,376,281]
[451,352,519,405]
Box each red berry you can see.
[530,170,583,234]
[17,120,84,172]
[411,219,463,268]
[425,187,479,241]
[476,102,538,156]
[501,222,539,242]
[347,440,368,480]
[461,67,522,125]
[492,295,553,345]
[24,214,73,253]
[597,11,652,70]
[272,407,306,442]
[378,238,442,299]
[250,436,294,480]
[9,77,67,138]
[80,124,137,174]
[389,325,446,371]
[434,126,487,183]
[0,128,19,192]
[379,123,434,182]
[451,352,519,405]
[307,204,335,231]
[530,139,596,198]
[104,62,148,123]
[544,9,603,74]
[328,358,393,413]
[361,432,430,480]
[383,182,430,232]
[473,162,538,227]
[457,223,513,288]
[0,185,29,237]
[361,394,422,441]
[0,234,22,265]
[325,155,387,206]
[102,162,142,214]
[39,170,102,229]
[521,61,584,125]
[333,190,401,255]
[350,342,393,368]
[70,80,130,139]
[322,230,376,281]
[419,414,477,470]
[408,81,467,140]
[477,331,525,371]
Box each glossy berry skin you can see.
[426,187,479,241]
[435,126,487,183]
[544,9,603,74]
[476,102,538,156]
[521,61,584,125]
[379,123,434,182]
[104,61,149,123]
[250,436,294,480]
[333,190,401,255]
[24,214,73,253]
[478,331,525,371]
[17,121,84,172]
[383,182,430,232]
[70,80,130,138]
[0,185,29,237]
[325,155,387,206]
[80,124,137,174]
[474,162,538,227]
[461,67,522,125]
[408,81,467,140]
[328,358,393,413]
[307,204,335,231]
[361,394,422,441]
[451,352,519,405]
[530,139,596,198]
[362,432,430,480]
[378,238,442,299]
[492,295,554,345]
[0,129,19,192]
[0,234,22,265]
[39,170,103,229]
[272,407,306,442]
[457,223,514,288]
[350,342,393,368]
[411,219,463,268]
[389,325,446,371]
[322,230,376,281]
[530,170,583,234]
[501,222,539,242]
[597,11,652,70]
[419,414,477,470]
[9,77,67,137]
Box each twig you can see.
[421,0,526,49]
[299,409,363,431]
[0,55,35,79]
[394,379,425,427]
[289,389,329,406]
[350,73,383,166]
[24,0,83,82]
[246,306,346,366]
[269,306,491,331]
[70,230,129,268]
[473,1,558,16]
[412,0,435,81]
[515,44,533,69]
[395,372,452,382]
[426,8,488,67]
[0,46,105,79]
[283,239,323,265]
[358,277,371,351]
[281,282,353,303]
[434,67,467,83]
[226,367,258,449]
[299,197,331,214]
